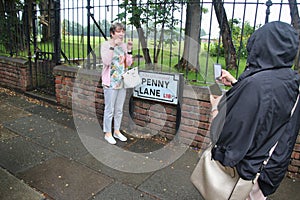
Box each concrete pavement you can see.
[0,86,299,200]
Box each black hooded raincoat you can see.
[210,21,300,196]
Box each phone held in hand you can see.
[214,63,222,80]
[208,83,222,96]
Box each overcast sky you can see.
[59,0,298,36]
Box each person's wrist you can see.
[210,108,218,116]
[109,41,116,50]
[231,79,238,86]
[211,105,218,112]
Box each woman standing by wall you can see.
[101,22,133,145]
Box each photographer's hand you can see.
[210,94,222,118]
[220,69,237,86]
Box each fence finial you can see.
[265,0,273,24]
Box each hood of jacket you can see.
[238,21,299,81]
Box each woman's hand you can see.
[127,40,133,51]
[210,94,223,118]
[219,69,237,86]
[210,95,222,110]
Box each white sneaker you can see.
[104,135,117,144]
[113,132,127,142]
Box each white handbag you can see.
[190,146,256,200]
[122,67,142,88]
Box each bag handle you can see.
[290,86,300,117]
[124,52,127,69]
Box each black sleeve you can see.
[258,101,300,196]
[212,80,266,167]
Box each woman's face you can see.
[111,27,125,41]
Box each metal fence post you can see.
[32,2,38,88]
[265,0,273,24]
[24,3,33,88]
[54,0,61,65]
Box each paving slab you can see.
[0,137,58,174]
[0,126,19,141]
[137,148,203,200]
[92,181,157,200]
[2,94,38,109]
[0,167,45,200]
[268,177,300,200]
[77,153,154,188]
[18,157,113,200]
[138,166,202,200]
[32,126,90,159]
[124,137,166,153]
[0,91,9,100]
[168,148,200,173]
[3,115,58,139]
[0,103,31,122]
[3,114,89,159]
[25,105,75,130]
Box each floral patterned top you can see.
[101,41,133,89]
[109,46,126,89]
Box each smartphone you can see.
[214,64,222,80]
[208,83,222,96]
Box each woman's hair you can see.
[110,22,125,37]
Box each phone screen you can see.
[214,64,222,80]
[208,83,222,96]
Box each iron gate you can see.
[30,0,61,96]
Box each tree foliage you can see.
[209,19,256,59]
[116,0,182,65]
[0,0,25,55]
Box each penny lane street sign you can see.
[133,71,183,105]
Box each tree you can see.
[38,0,56,42]
[176,0,204,72]
[0,0,25,55]
[117,0,181,66]
[117,0,151,65]
[62,19,84,36]
[230,19,255,59]
[0,1,6,48]
[213,0,237,69]
[23,0,34,30]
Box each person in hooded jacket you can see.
[209,21,300,199]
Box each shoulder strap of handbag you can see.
[290,86,300,117]
[124,53,127,69]
[258,86,300,175]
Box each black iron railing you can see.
[0,0,299,84]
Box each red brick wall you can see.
[53,65,213,148]
[0,56,31,91]
[0,62,292,179]
[290,137,300,178]
[53,65,300,178]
